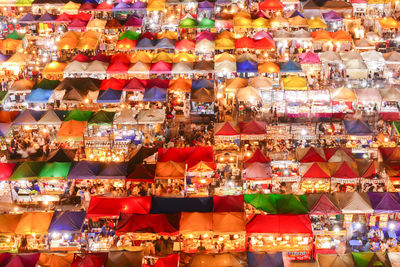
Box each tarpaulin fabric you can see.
[259,0,283,10]
[343,120,372,136]
[155,161,185,179]
[213,195,244,212]
[151,197,213,213]
[246,214,312,234]
[330,161,359,178]
[26,88,53,103]
[126,164,155,182]
[244,149,270,164]
[67,161,100,179]
[302,162,330,178]
[38,253,74,267]
[367,192,400,213]
[154,253,179,267]
[13,109,43,125]
[64,109,93,122]
[48,211,86,233]
[308,194,341,215]
[296,147,326,162]
[214,121,240,136]
[0,214,22,233]
[316,253,355,267]
[181,252,247,267]
[3,253,40,267]
[243,162,272,180]
[38,162,71,180]
[157,147,214,163]
[179,212,213,233]
[106,251,143,267]
[96,162,127,179]
[0,163,15,180]
[116,213,179,235]
[9,161,45,180]
[87,196,151,218]
[352,252,391,267]
[97,89,122,103]
[0,110,18,123]
[38,109,63,125]
[247,252,284,267]
[213,212,246,232]
[244,194,309,214]
[14,212,54,234]
[239,120,266,135]
[89,111,116,125]
[57,120,87,141]
[143,87,167,102]
[336,192,374,214]
[71,253,108,267]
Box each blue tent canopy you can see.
[67,161,100,180]
[343,119,372,136]
[192,78,214,90]
[279,60,302,73]
[136,38,155,50]
[150,197,213,213]
[113,1,132,11]
[97,89,122,103]
[237,60,258,73]
[154,38,175,49]
[290,10,305,18]
[142,87,167,102]
[48,211,86,233]
[26,88,53,103]
[247,252,284,267]
[96,162,127,179]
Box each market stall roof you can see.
[299,51,321,64]
[96,162,127,179]
[355,88,382,103]
[380,85,400,102]
[384,51,400,63]
[56,120,87,141]
[237,86,261,102]
[67,161,99,180]
[279,60,302,72]
[38,253,74,267]
[155,161,185,179]
[343,119,372,136]
[296,147,326,162]
[246,214,312,234]
[316,253,355,267]
[245,149,271,163]
[302,162,330,178]
[379,17,400,29]
[12,109,43,125]
[46,148,76,162]
[48,211,86,233]
[150,197,213,213]
[0,214,22,234]
[239,120,266,136]
[55,78,100,93]
[38,162,71,180]
[9,161,45,180]
[71,254,108,267]
[0,110,18,123]
[142,86,167,102]
[64,109,93,121]
[244,194,309,214]
[15,212,54,235]
[26,88,53,103]
[88,110,115,124]
[213,195,244,212]
[96,89,122,103]
[309,194,341,215]
[330,161,359,178]
[106,251,143,267]
[247,252,283,267]
[191,87,215,102]
[10,79,35,92]
[282,76,307,90]
[259,0,284,10]
[307,17,327,29]
[2,253,40,267]
[327,148,354,162]
[389,252,400,267]
[352,252,391,267]
[331,87,357,102]
[214,121,240,136]
[336,192,374,213]
[243,162,272,180]
[183,253,246,267]
[136,108,165,124]
[258,61,280,73]
[126,164,155,182]
[87,196,151,218]
[322,10,342,21]
[368,192,400,213]
[113,108,137,124]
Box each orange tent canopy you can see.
[155,161,185,179]
[169,78,192,92]
[259,0,284,10]
[116,38,137,50]
[258,61,280,73]
[180,212,213,233]
[331,30,352,42]
[311,30,332,41]
[187,161,216,173]
[14,212,54,235]
[57,120,87,141]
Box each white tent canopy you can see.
[336,192,374,214]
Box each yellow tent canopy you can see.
[0,214,22,234]
[282,76,308,90]
[57,37,79,50]
[234,17,252,28]
[131,51,153,63]
[76,38,99,50]
[38,253,74,267]
[169,78,192,92]
[147,0,165,11]
[215,52,236,63]
[307,17,327,29]
[173,52,195,63]
[5,52,26,65]
[157,30,178,40]
[42,62,67,75]
[86,19,107,31]
[379,17,400,29]
[0,39,22,51]
[14,212,54,235]
[61,1,81,13]
[152,52,173,63]
[252,17,269,28]
[180,212,213,233]
[215,38,235,50]
[289,15,308,27]
[331,87,357,102]
[217,30,234,40]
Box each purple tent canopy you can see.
[368,192,400,213]
[124,15,143,27]
[113,1,132,11]
[19,13,38,24]
[322,11,342,22]
[136,37,155,50]
[67,161,100,180]
[0,54,10,62]
[37,13,56,23]
[131,1,147,10]
[196,31,216,41]
[198,0,214,10]
[216,0,230,5]
[96,162,127,179]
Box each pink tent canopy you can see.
[299,52,321,64]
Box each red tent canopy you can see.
[213,195,244,212]
[310,194,341,215]
[244,149,271,163]
[239,120,266,135]
[150,61,172,73]
[358,161,377,178]
[154,254,179,267]
[246,214,312,234]
[259,0,284,10]
[299,147,326,163]
[87,196,151,219]
[72,53,91,62]
[157,147,214,164]
[111,53,132,64]
[323,147,339,161]
[235,36,256,49]
[0,163,15,181]
[331,162,359,178]
[96,1,113,10]
[302,162,330,178]
[380,147,397,161]
[215,121,240,136]
[126,164,155,183]
[106,61,129,74]
[175,38,195,51]
[141,31,157,40]
[71,254,107,267]
[124,78,147,91]
[255,38,276,49]
[147,78,169,89]
[99,78,126,90]
[0,110,18,123]
[116,213,179,235]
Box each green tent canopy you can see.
[244,194,309,214]
[198,17,215,28]
[352,252,391,267]
[88,110,116,125]
[9,162,45,180]
[393,121,400,135]
[179,17,197,28]
[64,109,93,122]
[35,79,61,90]
[0,91,8,104]
[38,162,72,180]
[6,31,25,40]
[119,30,140,40]
[15,0,33,6]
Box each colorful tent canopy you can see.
[343,120,372,136]
[247,252,284,267]
[244,194,309,214]
[9,162,45,180]
[337,192,374,214]
[246,214,312,234]
[15,212,54,235]
[368,192,400,213]
[56,120,87,141]
[48,211,86,233]
[67,161,99,180]
[116,213,178,235]
[38,253,74,267]
[87,196,151,218]
[38,162,71,180]
[150,197,213,213]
